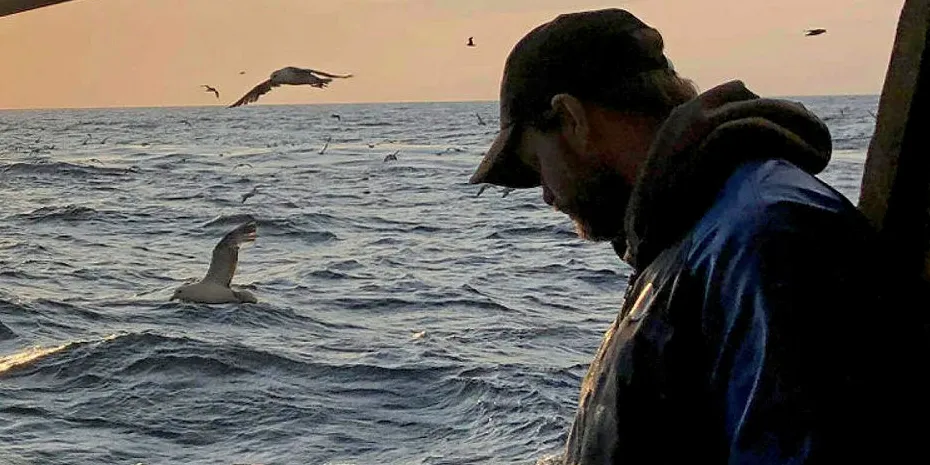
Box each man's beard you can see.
[565,171,632,243]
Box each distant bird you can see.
[319,136,331,155]
[475,113,486,125]
[467,36,476,47]
[241,186,259,203]
[201,85,220,99]
[233,163,253,170]
[170,221,258,304]
[475,184,515,198]
[383,150,399,162]
[805,28,827,36]
[239,71,246,75]
[331,113,341,121]
[229,67,353,108]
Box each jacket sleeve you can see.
[700,200,874,464]
[562,250,712,465]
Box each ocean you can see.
[0,95,878,465]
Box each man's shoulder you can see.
[728,158,854,214]
[685,159,869,263]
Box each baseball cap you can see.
[469,8,671,188]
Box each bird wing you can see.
[229,79,278,108]
[203,221,257,287]
[212,89,220,99]
[306,69,353,79]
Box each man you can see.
[470,8,909,465]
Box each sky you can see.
[0,0,908,109]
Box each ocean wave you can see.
[0,99,874,464]
[19,205,100,222]
[0,161,135,177]
[0,320,16,340]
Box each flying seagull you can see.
[170,221,258,304]
[467,37,476,47]
[805,28,827,36]
[201,85,220,99]
[229,67,353,108]
[241,186,259,203]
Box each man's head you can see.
[470,8,697,242]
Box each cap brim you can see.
[469,125,540,188]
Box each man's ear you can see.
[550,93,589,154]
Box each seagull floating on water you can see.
[170,221,258,304]
[229,67,353,108]
[319,136,332,155]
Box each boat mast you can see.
[859,0,930,284]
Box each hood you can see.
[622,81,833,270]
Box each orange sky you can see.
[0,0,907,109]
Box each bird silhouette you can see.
[241,186,259,204]
[467,37,476,47]
[201,85,220,99]
[319,136,332,155]
[805,28,827,36]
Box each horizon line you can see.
[0,93,881,112]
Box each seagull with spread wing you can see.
[170,221,258,304]
[228,67,353,108]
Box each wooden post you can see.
[858,0,930,282]
[0,0,78,17]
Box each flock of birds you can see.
[172,37,487,305]
[172,29,829,305]
[198,30,824,107]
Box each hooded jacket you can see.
[561,86,903,464]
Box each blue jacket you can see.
[562,158,898,464]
